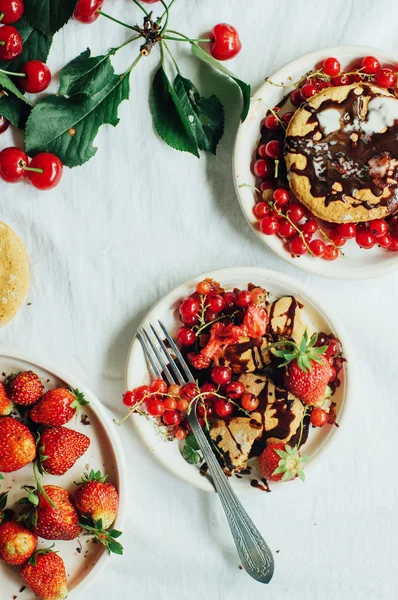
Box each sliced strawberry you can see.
[243,304,268,338]
[200,322,241,361]
[187,352,212,370]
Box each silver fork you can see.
[136,320,275,584]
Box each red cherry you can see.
[263,114,279,130]
[329,229,346,247]
[337,222,356,239]
[377,233,392,248]
[273,187,290,206]
[323,244,339,261]
[287,203,305,223]
[290,88,303,106]
[289,236,307,256]
[122,391,137,407]
[278,219,296,239]
[214,399,234,418]
[282,111,294,125]
[211,366,231,385]
[0,0,24,24]
[310,407,329,427]
[241,393,259,412]
[309,238,326,257]
[264,140,283,159]
[331,74,350,86]
[376,68,397,89]
[210,23,241,61]
[176,326,196,347]
[253,202,270,220]
[301,83,318,99]
[25,153,63,190]
[235,290,252,308]
[356,226,376,249]
[302,219,318,235]
[0,115,9,134]
[74,0,104,23]
[361,56,380,75]
[147,398,165,417]
[0,147,28,183]
[0,25,22,60]
[323,57,341,77]
[369,219,388,238]
[19,61,51,94]
[207,294,225,314]
[150,379,167,394]
[253,158,273,178]
[162,410,181,427]
[226,381,245,400]
[259,216,278,235]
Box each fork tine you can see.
[158,321,195,383]
[136,330,162,379]
[150,324,186,386]
[142,327,176,386]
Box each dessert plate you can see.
[0,347,127,599]
[126,267,352,493]
[233,45,398,280]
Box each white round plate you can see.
[233,45,398,280]
[126,267,352,493]
[0,347,127,599]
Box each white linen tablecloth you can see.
[1,1,397,598]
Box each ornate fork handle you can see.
[187,410,275,584]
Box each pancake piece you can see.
[0,221,30,327]
[285,83,398,222]
[213,336,269,374]
[209,417,262,472]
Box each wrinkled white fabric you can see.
[0,1,397,598]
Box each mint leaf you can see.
[58,49,114,97]
[173,74,224,155]
[0,72,31,105]
[24,0,78,35]
[25,70,130,167]
[150,66,199,157]
[181,433,201,464]
[191,44,251,122]
[0,16,52,72]
[0,94,31,128]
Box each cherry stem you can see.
[0,41,5,46]
[163,35,212,43]
[131,0,149,16]
[23,165,43,174]
[126,54,143,75]
[96,10,140,32]
[110,34,141,55]
[162,41,181,75]
[0,13,4,22]
[0,68,26,78]
[160,0,177,23]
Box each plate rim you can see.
[0,345,128,599]
[233,43,398,280]
[125,266,354,493]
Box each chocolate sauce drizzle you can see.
[286,86,398,209]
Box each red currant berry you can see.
[162,410,181,427]
[329,229,346,247]
[168,384,182,397]
[377,233,392,248]
[150,379,168,394]
[122,391,137,407]
[310,407,329,427]
[257,143,267,158]
[164,397,177,410]
[263,114,279,130]
[259,180,274,194]
[323,57,341,77]
[356,226,376,249]
[201,382,217,400]
[210,23,241,61]
[135,385,150,400]
[253,202,270,220]
[376,68,397,89]
[226,381,245,400]
[174,426,187,440]
[147,398,165,417]
[282,111,294,124]
[211,366,232,386]
[361,56,380,75]
[301,83,318,99]
[259,216,278,235]
[0,0,24,24]
[0,25,22,60]
[331,74,350,86]
[318,81,333,90]
[74,0,104,24]
[203,309,218,323]
[176,326,196,347]
[19,61,51,94]
[235,290,252,308]
[0,147,28,183]
[325,338,339,357]
[26,153,63,190]
[196,280,211,295]
[180,313,199,326]
[214,399,233,418]
[369,219,388,237]
[176,399,188,412]
[253,158,273,178]
[0,115,9,134]
[181,383,199,401]
[287,203,305,223]
[323,244,339,261]
[289,236,307,256]
[349,74,362,83]
[309,238,326,257]
[241,393,259,412]
[337,222,356,239]
[223,291,236,312]
[290,88,303,106]
[302,219,318,235]
[273,187,290,206]
[180,297,199,319]
[207,294,225,314]
[278,219,296,239]
[389,238,398,251]
[264,140,283,159]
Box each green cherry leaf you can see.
[58,49,114,97]
[173,74,224,155]
[150,66,199,157]
[24,0,78,36]
[25,70,131,167]
[190,43,251,122]
[0,72,31,105]
[0,16,52,72]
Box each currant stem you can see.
[131,0,149,16]
[96,10,140,32]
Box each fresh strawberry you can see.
[259,443,309,482]
[0,382,12,416]
[23,485,82,541]
[21,549,68,600]
[39,426,90,475]
[30,387,89,426]
[0,417,36,472]
[243,303,268,338]
[0,520,37,565]
[6,371,43,406]
[74,470,119,529]
[272,330,333,405]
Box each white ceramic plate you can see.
[233,45,398,280]
[126,267,352,493]
[0,348,127,599]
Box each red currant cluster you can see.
[0,147,63,190]
[252,54,398,259]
